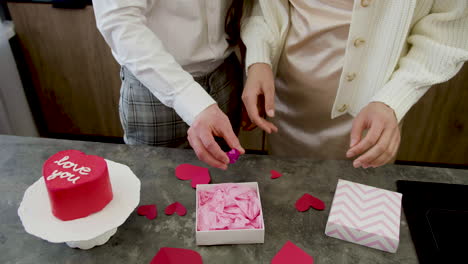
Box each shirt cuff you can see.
[244,39,272,75]
[173,83,217,126]
[370,76,431,123]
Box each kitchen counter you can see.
[1,135,468,263]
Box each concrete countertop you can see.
[1,135,468,263]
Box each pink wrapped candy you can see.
[226,149,241,164]
[197,183,263,231]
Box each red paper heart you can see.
[175,164,211,188]
[150,247,203,264]
[271,170,282,179]
[272,241,314,264]
[165,202,187,216]
[137,204,157,220]
[295,193,325,212]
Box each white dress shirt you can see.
[93,0,233,125]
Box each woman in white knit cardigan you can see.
[241,0,468,168]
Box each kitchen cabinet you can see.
[7,2,123,138]
[397,64,468,166]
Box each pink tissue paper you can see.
[196,182,265,245]
[197,183,263,231]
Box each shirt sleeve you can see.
[92,0,216,126]
[371,0,468,122]
[241,0,289,75]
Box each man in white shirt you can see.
[93,0,247,170]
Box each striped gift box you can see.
[325,179,402,253]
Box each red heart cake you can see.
[42,150,113,221]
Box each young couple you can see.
[93,0,468,169]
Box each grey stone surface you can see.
[1,135,468,264]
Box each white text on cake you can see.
[46,156,92,184]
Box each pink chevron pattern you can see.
[325,179,402,253]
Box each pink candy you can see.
[226,149,241,164]
[197,183,263,231]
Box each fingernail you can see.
[350,138,357,147]
[346,151,354,158]
[354,161,361,168]
[267,110,275,118]
[238,147,246,154]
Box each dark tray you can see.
[397,180,468,264]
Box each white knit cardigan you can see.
[241,0,468,122]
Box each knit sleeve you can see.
[241,0,289,75]
[371,0,468,122]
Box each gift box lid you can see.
[325,179,402,253]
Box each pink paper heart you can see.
[150,247,203,264]
[137,204,157,220]
[175,164,211,188]
[272,241,314,264]
[295,193,325,212]
[165,202,187,216]
[271,170,282,179]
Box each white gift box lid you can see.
[325,179,402,253]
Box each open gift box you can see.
[195,182,265,246]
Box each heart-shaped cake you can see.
[43,150,113,221]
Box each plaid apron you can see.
[119,53,242,148]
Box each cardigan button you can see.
[354,38,366,47]
[338,104,348,113]
[361,0,372,7]
[346,73,357,82]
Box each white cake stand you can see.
[18,160,141,250]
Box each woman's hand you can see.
[241,106,257,131]
[242,63,278,133]
[346,102,401,168]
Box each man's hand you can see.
[188,104,245,170]
[242,63,278,133]
[346,102,401,168]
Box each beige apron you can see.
[269,0,354,160]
